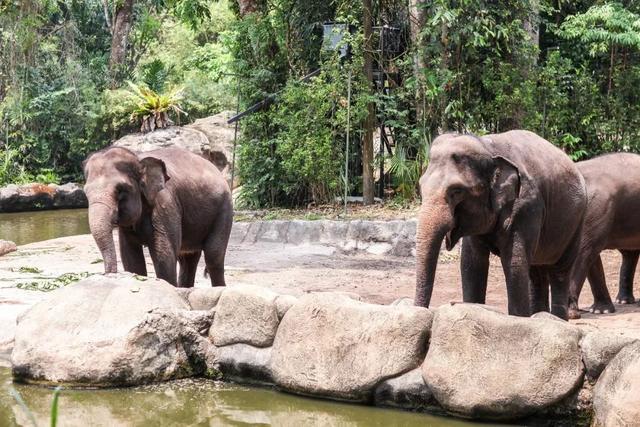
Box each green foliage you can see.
[50,387,61,427]
[559,3,640,55]
[2,0,640,208]
[126,81,186,132]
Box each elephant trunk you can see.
[415,197,454,307]
[88,201,118,274]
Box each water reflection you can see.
[0,368,487,427]
[0,209,89,246]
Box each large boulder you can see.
[11,273,210,387]
[0,183,87,213]
[422,304,585,420]
[581,331,636,379]
[114,111,236,182]
[206,343,273,385]
[270,293,433,401]
[209,285,280,347]
[374,368,436,410]
[185,111,236,178]
[114,126,209,157]
[593,341,640,426]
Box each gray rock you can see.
[0,240,17,256]
[422,304,585,420]
[275,294,298,319]
[593,341,640,427]
[0,183,87,213]
[185,111,236,182]
[390,297,414,307]
[114,112,236,184]
[207,343,273,385]
[271,293,433,401]
[186,287,224,311]
[209,285,280,347]
[52,183,87,209]
[114,126,209,157]
[11,273,208,387]
[581,331,637,379]
[374,368,436,410]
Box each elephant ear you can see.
[140,157,170,204]
[490,156,520,212]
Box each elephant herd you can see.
[83,129,640,322]
[415,129,640,320]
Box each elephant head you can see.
[83,147,169,273]
[415,133,520,307]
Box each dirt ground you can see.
[2,232,640,352]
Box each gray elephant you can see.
[415,130,587,319]
[565,153,640,319]
[83,146,233,287]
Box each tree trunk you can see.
[524,0,540,61]
[108,0,134,83]
[237,0,263,17]
[362,0,375,205]
[409,0,427,128]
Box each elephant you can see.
[565,153,640,319]
[83,146,233,287]
[415,130,587,319]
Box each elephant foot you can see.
[615,293,636,304]
[567,307,581,320]
[589,301,616,315]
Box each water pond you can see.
[0,367,496,427]
[0,209,89,246]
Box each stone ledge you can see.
[12,274,635,425]
[230,219,418,257]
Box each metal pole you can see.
[378,26,385,199]
[344,69,351,216]
[230,77,241,190]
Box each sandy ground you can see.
[2,232,640,353]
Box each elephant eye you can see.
[116,183,132,199]
[449,186,465,198]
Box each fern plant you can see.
[126,81,186,133]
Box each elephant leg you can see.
[178,252,201,288]
[548,268,570,320]
[204,209,233,287]
[530,266,549,314]
[567,249,596,320]
[461,236,490,304]
[118,228,147,276]
[587,255,615,314]
[500,234,534,317]
[616,250,638,304]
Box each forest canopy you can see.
[1,0,640,207]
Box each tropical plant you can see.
[126,81,186,132]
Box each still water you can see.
[0,367,490,427]
[0,209,89,246]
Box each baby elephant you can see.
[83,146,233,287]
[567,153,640,319]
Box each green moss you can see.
[16,272,92,292]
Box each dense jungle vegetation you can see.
[1,0,640,207]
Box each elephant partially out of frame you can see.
[414,130,587,320]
